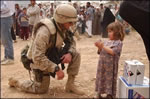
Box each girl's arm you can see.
[103,46,115,56]
[103,42,123,56]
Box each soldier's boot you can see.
[65,75,84,95]
[8,77,20,88]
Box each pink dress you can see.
[95,40,123,97]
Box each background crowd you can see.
[11,0,131,42]
[1,0,131,68]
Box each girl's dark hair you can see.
[107,22,125,41]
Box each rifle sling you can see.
[52,18,65,40]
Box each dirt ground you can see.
[1,31,149,98]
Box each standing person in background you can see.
[77,10,84,34]
[38,3,46,18]
[115,5,124,24]
[27,0,40,37]
[28,4,32,9]
[11,12,17,43]
[112,4,118,16]
[68,1,81,40]
[18,8,29,40]
[15,4,22,37]
[39,10,45,20]
[85,2,94,38]
[1,1,15,65]
[92,7,101,35]
[91,5,95,35]
[114,5,131,35]
[99,3,105,23]
[99,3,105,35]
[49,3,55,18]
[82,6,86,34]
[101,7,115,38]
[123,21,131,35]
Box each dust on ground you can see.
[1,31,149,98]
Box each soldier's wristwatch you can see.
[54,66,60,73]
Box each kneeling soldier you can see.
[8,4,84,95]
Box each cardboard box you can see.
[123,60,145,85]
[133,60,145,85]
[123,60,137,85]
[118,76,149,98]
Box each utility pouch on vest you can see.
[21,45,33,71]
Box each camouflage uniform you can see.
[9,4,84,95]
[9,18,82,94]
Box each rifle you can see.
[46,30,74,78]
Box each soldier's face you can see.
[63,22,73,30]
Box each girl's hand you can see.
[100,42,104,48]
[95,41,104,50]
[95,41,100,47]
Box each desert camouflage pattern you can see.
[14,18,81,93]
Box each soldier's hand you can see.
[61,53,72,64]
[56,70,64,80]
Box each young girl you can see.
[95,22,125,98]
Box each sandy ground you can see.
[1,31,149,98]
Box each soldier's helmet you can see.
[53,4,77,24]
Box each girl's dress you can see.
[95,40,123,97]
